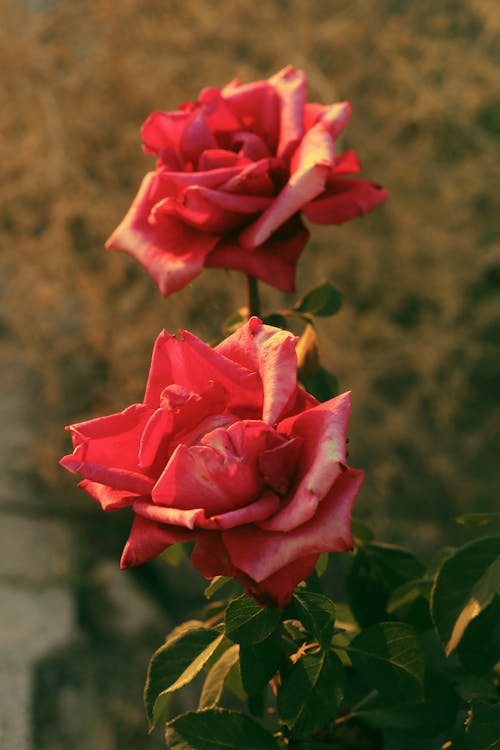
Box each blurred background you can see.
[0,0,498,748]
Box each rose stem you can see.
[246,274,261,318]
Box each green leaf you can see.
[293,282,342,317]
[225,595,281,645]
[351,519,374,544]
[161,544,186,567]
[261,313,288,329]
[277,651,345,736]
[223,660,245,701]
[354,669,460,735]
[334,602,358,632]
[457,512,500,528]
[282,619,308,650]
[452,672,500,703]
[348,543,425,627]
[348,622,425,704]
[430,536,500,655]
[292,591,336,650]
[166,708,279,750]
[302,366,338,402]
[290,743,345,750]
[315,552,329,577]
[198,644,240,709]
[204,576,232,600]
[386,578,433,631]
[465,700,500,750]
[144,623,223,728]
[457,595,500,675]
[387,579,432,613]
[239,632,282,696]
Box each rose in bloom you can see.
[106,65,387,297]
[60,318,364,606]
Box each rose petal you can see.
[151,441,244,514]
[239,122,334,247]
[60,451,154,495]
[157,164,244,195]
[281,385,319,420]
[142,108,216,167]
[190,532,236,579]
[141,110,191,155]
[245,553,319,608]
[120,514,194,568]
[225,418,284,457]
[179,108,217,166]
[198,149,247,171]
[143,328,261,414]
[205,214,309,293]
[153,420,276,514]
[208,490,281,530]
[220,157,280,198]
[157,144,184,170]
[77,479,140,511]
[191,533,317,607]
[289,121,335,177]
[138,407,176,470]
[303,101,352,140]
[139,382,227,470]
[222,78,280,150]
[333,150,362,175]
[269,65,307,161]
[302,177,388,225]
[224,467,364,582]
[261,391,351,531]
[187,186,273,214]
[179,413,239,447]
[61,403,155,495]
[303,102,325,132]
[105,172,219,296]
[63,403,153,468]
[216,317,298,424]
[198,86,242,132]
[230,131,270,161]
[258,436,303,494]
[319,101,352,139]
[133,498,208,530]
[153,186,272,234]
[190,534,318,607]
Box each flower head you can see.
[60,319,363,607]
[107,66,387,296]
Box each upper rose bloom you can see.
[60,318,364,606]
[106,65,387,297]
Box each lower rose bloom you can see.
[60,318,364,606]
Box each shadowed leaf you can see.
[166,708,279,749]
[348,622,425,704]
[431,536,500,655]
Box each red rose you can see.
[60,318,363,606]
[106,65,387,297]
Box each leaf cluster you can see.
[146,527,499,748]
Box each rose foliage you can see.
[60,317,363,606]
[106,65,387,296]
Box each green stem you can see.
[246,275,261,318]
